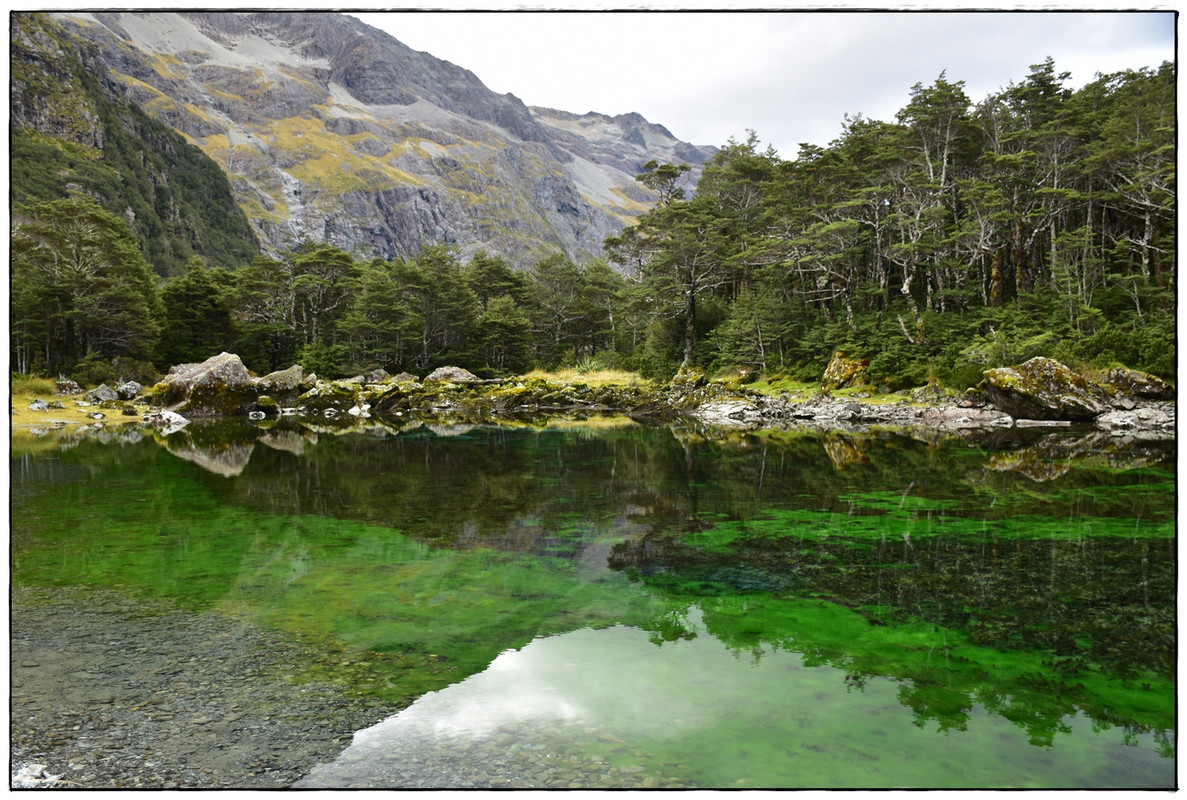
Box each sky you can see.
[354,6,1176,161]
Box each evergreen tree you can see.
[157,258,237,367]
[11,194,161,375]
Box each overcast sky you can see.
[354,7,1175,161]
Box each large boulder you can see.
[150,352,258,417]
[980,357,1109,421]
[821,351,869,391]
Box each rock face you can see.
[151,352,258,417]
[979,357,1109,421]
[33,10,718,268]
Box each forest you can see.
[10,58,1175,389]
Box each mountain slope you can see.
[10,13,261,276]
[36,11,717,267]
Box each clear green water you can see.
[10,418,1176,788]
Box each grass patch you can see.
[746,375,819,399]
[518,368,649,388]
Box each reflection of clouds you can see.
[339,625,705,757]
[343,639,599,753]
[421,646,589,738]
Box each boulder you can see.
[980,357,1108,421]
[424,366,480,383]
[54,379,81,396]
[821,351,869,391]
[115,380,142,400]
[1096,367,1175,402]
[670,363,707,390]
[151,352,258,417]
[84,384,120,403]
[256,365,308,397]
[27,398,48,412]
[297,380,362,412]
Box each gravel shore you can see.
[10,586,402,789]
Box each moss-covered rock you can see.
[1097,367,1175,401]
[980,357,1108,421]
[821,351,869,391]
[257,365,310,400]
[296,380,364,413]
[148,352,259,418]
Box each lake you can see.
[10,415,1176,789]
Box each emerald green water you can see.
[10,418,1176,788]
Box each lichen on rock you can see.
[148,352,259,418]
[1096,367,1175,402]
[821,351,869,391]
[980,357,1109,421]
[424,366,481,383]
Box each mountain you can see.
[10,13,262,276]
[18,11,717,269]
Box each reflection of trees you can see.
[16,421,1176,760]
[630,587,1173,755]
[611,529,1174,681]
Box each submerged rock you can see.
[143,409,190,435]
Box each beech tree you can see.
[11,194,161,374]
[606,189,730,366]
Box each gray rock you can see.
[257,365,306,395]
[424,366,480,383]
[1097,367,1175,401]
[115,380,142,400]
[28,399,49,412]
[153,353,258,417]
[85,384,120,403]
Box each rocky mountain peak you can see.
[24,10,716,267]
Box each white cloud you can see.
[357,9,1175,160]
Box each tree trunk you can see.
[989,249,1005,306]
[683,289,696,365]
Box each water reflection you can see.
[297,613,1173,790]
[12,419,1174,789]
